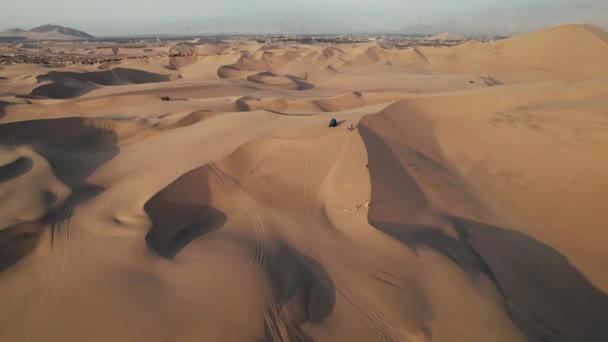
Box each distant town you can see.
[0,34,505,66]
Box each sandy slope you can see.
[1,24,608,342]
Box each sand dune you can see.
[168,54,241,80]
[197,43,230,55]
[246,71,314,90]
[492,24,608,78]
[146,160,337,339]
[358,85,608,340]
[30,68,172,98]
[216,42,436,84]
[168,56,200,70]
[422,24,608,80]
[169,40,229,57]
[169,43,198,56]
[0,117,140,271]
[218,48,326,81]
[1,24,608,341]
[234,91,406,114]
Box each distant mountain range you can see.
[400,1,608,36]
[423,32,467,41]
[1,1,606,38]
[165,14,381,35]
[162,1,607,36]
[0,24,94,40]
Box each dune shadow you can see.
[449,217,608,342]
[374,223,491,277]
[371,217,608,341]
[359,114,608,341]
[0,156,33,182]
[0,184,105,273]
[30,68,171,99]
[217,64,240,78]
[265,243,336,341]
[159,110,214,130]
[143,161,336,337]
[0,100,8,119]
[30,82,98,99]
[358,123,429,223]
[0,117,120,272]
[143,165,229,259]
[0,223,43,274]
[235,96,253,111]
[144,203,227,259]
[0,117,120,187]
[245,72,315,91]
[287,76,315,91]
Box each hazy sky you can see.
[0,0,601,35]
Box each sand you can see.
[1,24,607,342]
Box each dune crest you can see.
[246,71,315,90]
[422,24,608,80]
[30,68,172,98]
[1,24,608,341]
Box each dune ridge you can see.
[234,91,404,114]
[31,68,172,98]
[1,24,607,341]
[359,100,608,341]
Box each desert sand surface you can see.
[1,24,608,342]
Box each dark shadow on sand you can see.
[264,243,336,341]
[0,223,42,274]
[143,165,228,259]
[370,218,608,341]
[359,115,608,341]
[0,156,33,182]
[0,117,120,272]
[30,68,171,99]
[0,100,8,119]
[142,163,336,339]
[144,203,227,259]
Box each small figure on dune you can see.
[365,201,370,208]
[347,124,356,131]
[354,204,362,210]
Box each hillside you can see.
[0,23,608,342]
[420,24,608,80]
[0,24,94,41]
[400,1,608,35]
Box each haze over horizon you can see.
[2,0,608,340]
[1,0,607,36]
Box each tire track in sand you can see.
[165,164,271,342]
[209,164,267,277]
[210,157,404,341]
[266,211,405,342]
[209,164,302,341]
[19,201,72,342]
[255,134,404,341]
[304,141,313,211]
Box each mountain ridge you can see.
[0,24,94,40]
